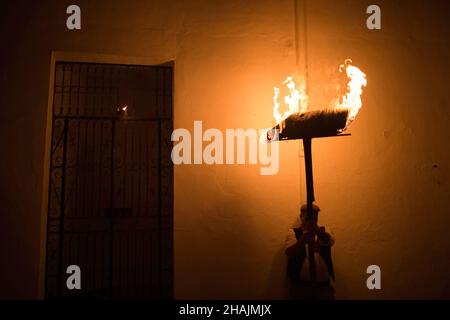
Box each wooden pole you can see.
[303,138,316,285]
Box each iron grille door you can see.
[45,62,173,299]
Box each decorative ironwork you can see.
[45,62,173,299]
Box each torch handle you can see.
[303,138,315,221]
[303,138,317,286]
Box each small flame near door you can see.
[116,104,128,116]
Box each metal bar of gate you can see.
[158,119,162,299]
[109,119,115,299]
[57,118,69,296]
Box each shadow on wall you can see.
[264,249,336,299]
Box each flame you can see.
[335,59,367,127]
[263,59,366,145]
[117,104,128,115]
[273,76,308,124]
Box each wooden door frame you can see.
[38,51,174,299]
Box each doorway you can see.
[44,62,173,299]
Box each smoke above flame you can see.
[272,59,367,128]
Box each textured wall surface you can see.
[304,0,450,299]
[0,0,449,299]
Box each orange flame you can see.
[270,59,366,129]
[273,76,308,124]
[335,59,367,127]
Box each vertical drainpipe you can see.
[294,0,309,207]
